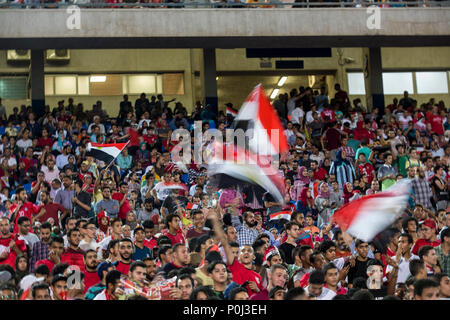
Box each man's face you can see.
[145,260,157,280]
[66,219,76,231]
[398,236,412,255]
[234,291,249,300]
[33,289,51,300]
[416,287,439,300]
[239,246,254,265]
[245,213,257,228]
[174,246,189,265]
[308,283,323,298]
[50,241,64,258]
[120,184,128,194]
[287,225,300,240]
[231,247,240,261]
[135,230,145,242]
[169,217,180,231]
[324,246,336,262]
[407,220,417,233]
[270,268,288,288]
[52,280,68,300]
[19,220,31,235]
[423,250,438,266]
[211,263,228,285]
[313,254,325,270]
[19,190,27,202]
[69,231,81,247]
[40,227,52,242]
[130,266,146,285]
[357,242,369,258]
[119,241,133,261]
[193,213,204,229]
[295,214,305,227]
[421,225,435,241]
[439,276,450,298]
[272,290,285,300]
[306,217,313,227]
[102,188,111,200]
[144,228,155,239]
[177,278,193,300]
[112,221,122,234]
[226,226,238,242]
[325,268,339,287]
[84,251,98,269]
[310,162,317,171]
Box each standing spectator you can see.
[377,153,397,191]
[329,150,356,189]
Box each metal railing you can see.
[0,1,449,8]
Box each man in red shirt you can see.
[163,213,186,246]
[210,213,263,297]
[322,121,343,154]
[116,238,134,275]
[112,182,131,223]
[35,236,64,273]
[83,249,100,294]
[427,106,444,135]
[61,228,85,271]
[310,160,327,182]
[9,186,45,234]
[412,219,441,255]
[143,220,158,250]
[0,217,27,268]
[356,153,375,184]
[38,191,68,227]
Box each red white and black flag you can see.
[87,142,128,164]
[332,180,411,242]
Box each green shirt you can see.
[395,154,409,177]
[355,147,372,164]
[435,244,450,277]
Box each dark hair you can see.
[34,264,50,276]
[409,259,425,277]
[318,240,336,254]
[176,274,194,288]
[332,294,350,300]
[49,236,64,246]
[178,267,196,277]
[31,282,50,298]
[165,213,179,228]
[228,286,248,300]
[83,249,97,259]
[382,295,401,300]
[431,273,449,285]
[17,216,30,226]
[129,261,147,273]
[367,259,384,269]
[105,270,122,288]
[205,250,223,264]
[351,289,374,300]
[40,222,52,231]
[52,263,69,278]
[402,216,418,232]
[399,233,414,244]
[355,239,368,248]
[418,245,434,260]
[107,239,120,254]
[207,260,227,274]
[172,242,186,254]
[111,217,122,226]
[252,239,267,253]
[157,245,172,260]
[353,277,368,289]
[284,221,300,232]
[142,220,154,230]
[284,287,306,300]
[67,228,80,238]
[441,227,450,241]
[414,278,439,297]
[51,274,68,286]
[323,262,338,276]
[229,241,240,249]
[308,270,325,285]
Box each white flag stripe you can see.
[89,145,123,158]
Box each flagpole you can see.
[106,140,131,169]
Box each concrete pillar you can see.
[362,47,385,114]
[203,48,218,115]
[30,50,45,119]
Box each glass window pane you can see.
[163,73,184,95]
[128,75,156,94]
[55,76,77,95]
[347,73,365,95]
[45,76,54,96]
[156,74,163,94]
[77,76,89,95]
[90,75,121,96]
[0,77,27,99]
[416,72,448,94]
[122,75,128,94]
[382,72,414,95]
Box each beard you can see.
[246,220,258,228]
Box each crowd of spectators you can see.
[0,83,449,301]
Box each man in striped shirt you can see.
[29,222,52,272]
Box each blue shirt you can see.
[132,245,153,261]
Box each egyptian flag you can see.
[87,142,128,163]
[226,106,238,117]
[232,84,289,156]
[269,210,292,221]
[207,141,285,203]
[332,180,411,242]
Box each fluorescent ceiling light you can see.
[270,88,279,100]
[278,76,288,87]
[90,75,106,82]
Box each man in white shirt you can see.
[385,233,419,284]
[291,105,305,125]
[304,270,336,300]
[306,105,319,124]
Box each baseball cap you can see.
[96,261,119,279]
[81,161,89,166]
[422,218,437,233]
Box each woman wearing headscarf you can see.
[315,182,336,228]
[296,187,315,215]
[290,166,311,201]
[329,150,356,190]
[135,142,151,168]
[343,182,361,204]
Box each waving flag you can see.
[269,210,292,221]
[332,180,411,242]
[226,106,238,117]
[232,84,289,156]
[207,141,285,203]
[87,142,128,164]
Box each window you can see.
[77,76,90,95]
[127,75,156,94]
[347,72,365,95]
[163,73,184,95]
[0,77,27,99]
[55,76,77,95]
[90,75,121,96]
[416,72,448,94]
[382,72,414,95]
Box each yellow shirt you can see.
[195,268,214,287]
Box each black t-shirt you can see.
[347,258,373,285]
[162,195,189,215]
[369,286,388,300]
[263,192,282,216]
[278,242,296,265]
